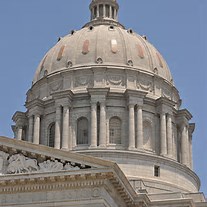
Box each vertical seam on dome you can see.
[95,25,103,63]
[47,46,57,75]
[116,27,128,65]
[136,35,154,71]
[73,29,86,65]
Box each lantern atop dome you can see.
[89,0,119,22]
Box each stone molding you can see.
[79,149,201,191]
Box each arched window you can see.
[143,120,153,150]
[48,123,55,147]
[109,117,121,144]
[77,117,89,145]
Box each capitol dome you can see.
[33,24,173,84]
[12,0,199,195]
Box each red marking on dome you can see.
[111,39,118,53]
[82,40,90,54]
[137,44,144,59]
[156,52,164,68]
[57,45,65,61]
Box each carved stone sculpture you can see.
[39,160,63,172]
[7,154,39,174]
[64,163,80,171]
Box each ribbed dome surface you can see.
[33,24,173,84]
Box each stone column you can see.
[17,126,23,141]
[97,4,100,18]
[181,124,189,166]
[114,9,117,20]
[137,106,143,150]
[99,102,106,147]
[109,6,112,18]
[62,106,69,150]
[28,115,34,142]
[55,105,62,149]
[90,102,97,148]
[103,4,106,17]
[128,104,135,149]
[160,113,167,156]
[189,132,193,169]
[33,114,40,144]
[173,124,178,161]
[167,114,173,158]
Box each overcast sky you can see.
[0,0,206,196]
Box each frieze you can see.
[137,74,153,92]
[74,75,92,87]
[106,74,125,86]
[0,152,90,175]
[49,79,63,92]
[162,87,172,99]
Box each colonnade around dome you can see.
[12,87,193,170]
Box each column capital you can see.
[12,111,27,127]
[55,98,72,108]
[25,98,44,111]
[176,109,192,124]
[137,105,143,110]
[156,97,175,114]
[125,89,147,96]
[52,89,74,100]
[88,88,109,95]
[189,123,195,136]
[128,103,135,108]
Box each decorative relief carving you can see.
[75,75,92,87]
[92,188,100,197]
[0,151,9,175]
[107,74,125,86]
[49,79,63,92]
[162,87,171,99]
[67,60,73,68]
[0,152,91,175]
[127,60,133,67]
[137,74,153,92]
[39,160,63,172]
[96,57,103,64]
[64,163,80,171]
[7,154,38,174]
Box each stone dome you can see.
[34,24,173,85]
[12,0,199,195]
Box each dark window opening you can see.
[49,123,55,147]
[154,166,160,177]
[99,4,103,17]
[106,5,110,17]
[77,117,89,145]
[94,6,97,18]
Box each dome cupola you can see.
[90,0,119,22]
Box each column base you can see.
[128,147,136,151]
[98,144,107,149]
[61,148,69,151]
[89,145,97,149]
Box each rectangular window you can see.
[154,166,160,177]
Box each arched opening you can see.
[109,117,121,144]
[48,122,55,147]
[77,117,89,145]
[143,120,153,150]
